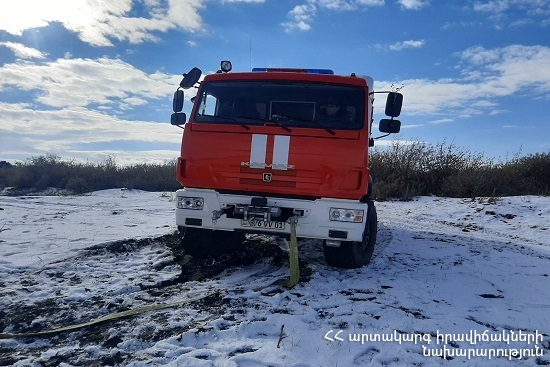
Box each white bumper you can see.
[175,188,369,242]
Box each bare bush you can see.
[0,156,179,195]
[0,147,548,198]
[370,140,549,200]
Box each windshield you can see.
[194,81,365,130]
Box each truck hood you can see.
[178,123,370,200]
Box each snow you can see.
[0,191,549,366]
[0,189,174,269]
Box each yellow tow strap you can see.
[254,217,300,290]
[0,292,217,339]
[288,217,300,287]
[0,219,301,339]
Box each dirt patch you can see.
[0,232,314,366]
[164,232,312,284]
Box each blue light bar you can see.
[252,68,334,75]
[304,68,334,75]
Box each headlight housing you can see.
[177,197,204,210]
[329,208,364,223]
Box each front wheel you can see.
[323,201,377,269]
[179,227,245,258]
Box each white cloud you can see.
[282,20,313,32]
[459,45,550,95]
[282,4,316,32]
[429,118,454,124]
[0,102,181,163]
[388,39,426,51]
[473,0,550,26]
[0,57,179,110]
[510,18,535,26]
[398,0,429,10]
[315,0,356,11]
[221,0,266,2]
[441,21,481,30]
[474,0,510,13]
[122,97,149,107]
[459,46,500,65]
[0,53,187,162]
[400,124,423,128]
[374,44,550,118]
[356,0,385,5]
[0,0,205,47]
[282,0,384,32]
[372,39,425,51]
[0,42,47,59]
[473,0,550,14]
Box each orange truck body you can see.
[176,71,373,201]
[170,64,401,267]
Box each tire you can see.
[323,201,377,269]
[179,227,245,258]
[360,175,373,203]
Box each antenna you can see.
[249,36,252,70]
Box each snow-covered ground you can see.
[0,190,549,366]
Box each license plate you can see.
[241,219,286,230]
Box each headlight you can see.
[329,208,364,223]
[177,197,204,210]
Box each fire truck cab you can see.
[171,61,402,268]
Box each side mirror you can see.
[171,112,187,126]
[180,67,202,89]
[385,92,403,118]
[173,90,184,113]
[379,119,401,134]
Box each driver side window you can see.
[198,92,219,117]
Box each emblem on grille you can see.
[263,173,272,182]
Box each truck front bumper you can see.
[175,188,369,242]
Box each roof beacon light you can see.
[252,67,334,75]
[220,60,232,73]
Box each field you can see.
[0,190,549,366]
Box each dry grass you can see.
[370,140,549,200]
[1,143,548,199]
[0,155,179,194]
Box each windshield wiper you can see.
[200,114,250,130]
[305,119,336,136]
[272,115,335,135]
[265,116,292,132]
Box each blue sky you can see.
[0,0,548,164]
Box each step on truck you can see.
[170,61,402,269]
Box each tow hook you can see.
[211,209,224,224]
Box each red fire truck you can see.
[171,61,402,268]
